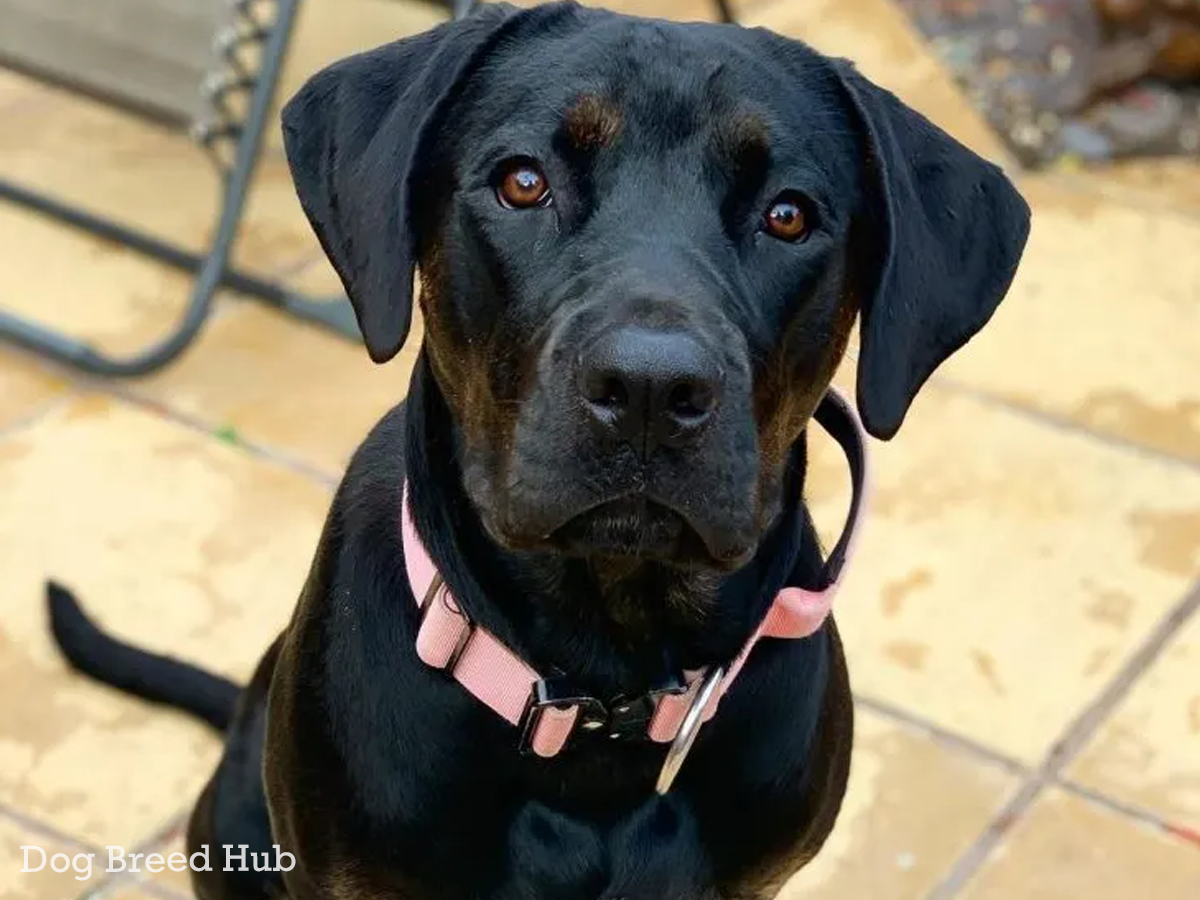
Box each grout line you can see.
[77,871,192,900]
[0,808,130,900]
[76,876,127,900]
[265,250,326,282]
[136,882,196,900]
[923,578,1200,900]
[267,249,330,284]
[72,810,189,900]
[930,376,1200,475]
[129,879,196,900]
[0,806,195,900]
[41,355,345,489]
[854,694,1030,777]
[930,776,1045,898]
[0,805,103,854]
[920,771,1043,900]
[0,390,77,442]
[3,336,336,489]
[128,810,190,857]
[1040,580,1200,772]
[107,382,343,488]
[1057,777,1200,844]
[1,289,350,493]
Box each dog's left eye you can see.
[496,158,552,209]
[762,192,812,242]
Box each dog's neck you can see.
[402,354,818,699]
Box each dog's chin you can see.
[474,483,759,570]
[548,497,686,561]
[535,498,751,571]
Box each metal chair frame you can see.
[0,0,369,376]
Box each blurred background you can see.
[0,1,1197,899]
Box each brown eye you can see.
[764,194,810,241]
[497,160,551,209]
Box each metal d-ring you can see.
[655,667,725,796]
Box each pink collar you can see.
[401,388,869,783]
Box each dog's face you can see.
[419,19,867,569]
[283,2,1029,573]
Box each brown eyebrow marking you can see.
[562,94,624,151]
[714,111,771,172]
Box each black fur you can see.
[47,581,238,732]
[45,3,1028,899]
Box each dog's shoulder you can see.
[340,400,409,504]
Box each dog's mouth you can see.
[548,495,705,563]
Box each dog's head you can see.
[283,2,1029,573]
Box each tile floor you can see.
[1,1,1199,898]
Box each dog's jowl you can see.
[45,3,1030,898]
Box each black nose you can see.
[577,326,722,456]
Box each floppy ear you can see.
[833,63,1031,440]
[280,4,527,363]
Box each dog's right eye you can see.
[496,158,552,209]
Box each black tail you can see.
[47,581,240,732]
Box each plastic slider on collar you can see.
[519,679,603,757]
[415,573,474,673]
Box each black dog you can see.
[46,3,1029,898]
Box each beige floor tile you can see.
[284,253,344,298]
[131,299,420,475]
[0,815,100,900]
[0,72,324,280]
[746,0,1011,165]
[141,829,193,898]
[803,386,1200,764]
[268,0,448,151]
[940,179,1200,464]
[958,789,1200,900]
[0,395,331,846]
[779,710,1016,900]
[0,351,69,432]
[1069,611,1200,833]
[1086,159,1200,221]
[0,69,32,105]
[0,78,219,254]
[0,204,199,357]
[234,152,325,277]
[107,887,184,900]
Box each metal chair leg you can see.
[0,0,307,377]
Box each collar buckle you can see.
[606,672,689,741]
[518,672,689,755]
